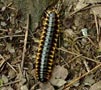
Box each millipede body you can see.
[35,8,60,82]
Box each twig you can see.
[60,56,69,67]
[96,55,101,59]
[21,14,30,72]
[93,12,99,42]
[58,48,101,64]
[0,80,20,88]
[69,4,89,16]
[0,35,24,39]
[0,54,6,68]
[68,54,82,63]
[0,29,8,32]
[63,63,101,89]
[18,64,22,80]
[87,37,97,48]
[74,36,97,48]
[30,82,40,90]
[83,60,90,72]
[69,4,101,16]
[7,2,13,7]
[7,62,17,73]
[82,55,100,64]
[7,2,17,11]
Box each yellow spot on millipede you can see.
[41,35,45,39]
[58,19,60,22]
[35,64,39,68]
[43,22,48,26]
[57,29,59,32]
[51,51,55,54]
[58,24,60,27]
[37,53,41,56]
[47,10,51,14]
[48,62,53,66]
[52,47,55,50]
[39,44,43,47]
[48,66,52,69]
[55,38,58,42]
[40,39,44,43]
[54,43,57,46]
[42,30,46,34]
[48,69,52,72]
[50,55,54,58]
[36,56,39,60]
[44,18,48,21]
[56,34,58,37]
[35,71,38,74]
[49,59,53,62]
[42,26,47,30]
[36,61,39,64]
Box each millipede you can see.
[35,7,60,82]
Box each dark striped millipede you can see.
[35,8,60,82]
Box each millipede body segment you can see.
[35,8,60,82]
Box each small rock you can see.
[2,75,8,84]
[89,81,101,90]
[21,85,28,90]
[40,82,54,90]
[1,21,7,27]
[8,69,16,80]
[50,65,68,87]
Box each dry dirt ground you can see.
[0,0,101,90]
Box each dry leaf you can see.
[20,78,27,85]
[89,81,101,90]
[98,40,101,52]
[8,69,16,80]
[99,19,101,28]
[51,78,66,87]
[2,75,8,84]
[72,81,80,87]
[51,65,68,79]
[8,86,14,90]
[1,87,7,90]
[40,82,54,90]
[83,75,95,86]
[50,65,68,87]
[64,29,75,37]
[91,6,101,18]
[21,85,28,90]
[75,0,88,10]
[85,0,101,4]
[1,21,7,27]
[6,43,15,54]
